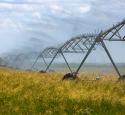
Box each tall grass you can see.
[0,68,125,115]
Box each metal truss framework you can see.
[31,19,125,79]
[32,34,101,72]
[75,19,125,78]
[31,47,59,70]
[46,34,101,73]
[75,20,125,77]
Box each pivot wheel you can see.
[62,72,78,80]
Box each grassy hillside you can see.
[0,68,125,115]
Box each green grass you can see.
[0,68,125,115]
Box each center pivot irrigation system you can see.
[32,19,125,79]
[31,34,99,71]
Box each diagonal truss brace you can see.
[45,49,73,73]
[31,54,47,70]
[75,36,121,78]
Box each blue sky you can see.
[0,0,125,63]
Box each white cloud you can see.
[79,4,91,13]
[0,18,14,28]
[0,3,13,9]
[20,4,34,12]
[49,4,63,14]
[32,12,41,19]
[48,3,91,17]
[50,4,61,11]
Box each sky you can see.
[0,0,125,63]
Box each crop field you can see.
[0,68,125,115]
